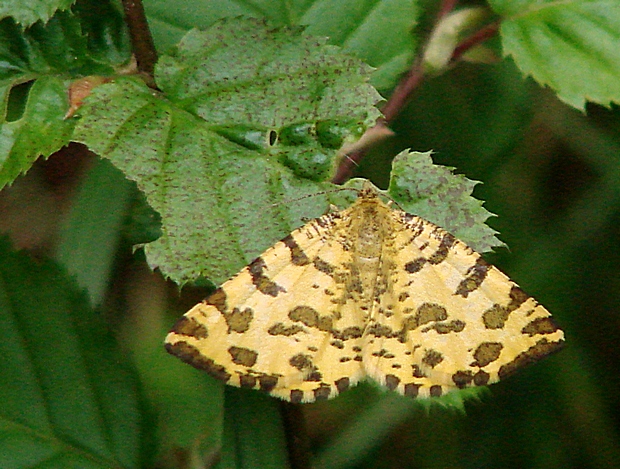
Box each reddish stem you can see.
[122,0,158,80]
[332,16,501,184]
[381,58,425,124]
[438,0,460,18]
[451,20,501,63]
[382,0,462,124]
[331,154,356,185]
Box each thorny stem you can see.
[121,0,158,84]
[331,3,501,184]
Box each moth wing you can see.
[165,210,367,403]
[363,213,564,398]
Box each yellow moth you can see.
[165,182,564,403]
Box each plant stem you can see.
[380,58,425,124]
[450,20,501,63]
[332,13,501,184]
[438,0,460,18]
[380,0,462,125]
[280,401,312,469]
[121,0,158,82]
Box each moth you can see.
[165,182,564,403]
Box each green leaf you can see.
[301,0,421,90]
[0,2,131,189]
[144,0,420,91]
[122,188,163,246]
[75,20,498,290]
[218,388,290,469]
[70,0,132,66]
[0,76,75,189]
[385,150,503,253]
[275,119,365,181]
[55,157,134,306]
[157,18,380,183]
[0,237,142,469]
[72,77,332,285]
[74,19,381,286]
[343,151,503,254]
[0,4,129,81]
[156,18,381,128]
[0,0,74,26]
[490,0,620,109]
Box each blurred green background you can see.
[3,50,619,469]
[1,1,619,468]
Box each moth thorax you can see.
[354,206,384,260]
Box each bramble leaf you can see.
[74,19,381,285]
[0,0,74,26]
[491,0,620,109]
[343,151,503,254]
[0,2,130,189]
[388,150,502,253]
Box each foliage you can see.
[0,237,142,469]
[1,1,619,468]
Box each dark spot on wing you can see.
[268,322,305,336]
[385,374,400,390]
[427,232,456,264]
[498,339,564,379]
[474,370,490,386]
[314,257,336,276]
[405,258,426,274]
[452,370,474,388]
[165,341,231,382]
[404,383,420,398]
[290,389,304,403]
[239,374,257,388]
[171,316,208,339]
[415,303,448,326]
[282,234,311,266]
[422,319,466,334]
[314,385,332,401]
[455,257,490,297]
[259,375,278,392]
[205,289,227,313]
[228,346,258,367]
[472,342,503,367]
[422,349,444,368]
[289,305,333,332]
[521,317,561,336]
[290,353,314,371]
[224,307,254,333]
[248,257,286,296]
[335,377,350,393]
